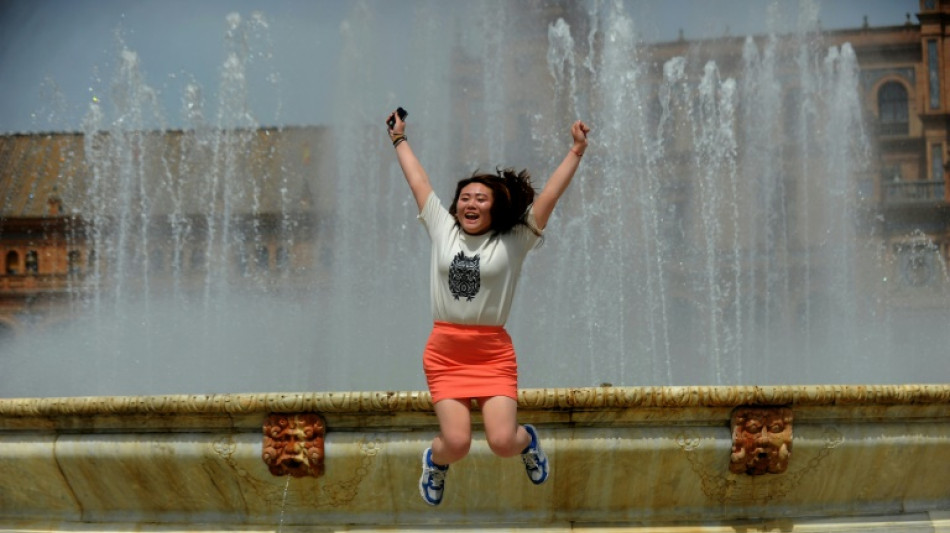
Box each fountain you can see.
[0,1,948,531]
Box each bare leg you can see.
[479,395,531,458]
[430,398,473,465]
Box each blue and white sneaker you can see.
[521,424,549,485]
[419,447,449,505]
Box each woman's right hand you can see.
[389,109,431,211]
[387,109,406,136]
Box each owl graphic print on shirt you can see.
[448,250,480,301]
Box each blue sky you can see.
[0,0,920,133]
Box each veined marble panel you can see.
[0,385,947,532]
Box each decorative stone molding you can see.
[0,385,948,531]
[261,413,325,477]
[0,385,948,419]
[729,406,793,475]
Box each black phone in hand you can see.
[387,107,408,129]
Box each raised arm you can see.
[532,120,591,230]
[387,109,433,211]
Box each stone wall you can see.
[0,385,948,532]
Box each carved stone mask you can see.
[262,413,326,477]
[729,406,793,475]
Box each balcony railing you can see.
[882,180,947,206]
[876,121,909,136]
[0,274,75,293]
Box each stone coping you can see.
[0,384,948,530]
[1,384,948,418]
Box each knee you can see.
[486,430,521,458]
[439,431,472,461]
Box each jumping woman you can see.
[386,108,590,506]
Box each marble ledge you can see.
[0,391,947,531]
[0,384,948,432]
[1,384,949,416]
[0,515,949,532]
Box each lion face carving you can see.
[729,407,793,475]
[262,413,325,477]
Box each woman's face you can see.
[455,182,494,235]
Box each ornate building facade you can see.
[1,0,948,352]
[0,127,334,344]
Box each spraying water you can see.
[1,1,948,398]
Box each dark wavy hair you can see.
[449,168,539,235]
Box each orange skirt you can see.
[423,321,519,403]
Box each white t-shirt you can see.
[418,191,542,326]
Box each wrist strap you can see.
[392,133,407,148]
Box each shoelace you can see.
[522,451,540,469]
[427,466,446,488]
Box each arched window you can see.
[5,250,19,275]
[878,81,908,135]
[276,246,290,272]
[149,248,164,273]
[24,251,39,274]
[255,246,270,271]
[896,241,939,287]
[67,250,82,275]
[235,249,249,277]
[0,321,14,348]
[190,247,206,271]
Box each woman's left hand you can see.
[571,120,590,153]
[534,119,592,229]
